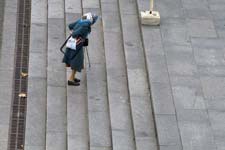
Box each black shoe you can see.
[74,78,81,83]
[68,80,80,86]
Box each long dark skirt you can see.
[62,47,84,72]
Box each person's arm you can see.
[71,26,83,38]
[68,20,79,30]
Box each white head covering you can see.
[83,12,93,23]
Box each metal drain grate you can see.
[8,0,31,149]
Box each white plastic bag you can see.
[66,36,76,50]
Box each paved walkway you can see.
[142,0,225,149]
[0,0,225,150]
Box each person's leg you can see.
[69,70,76,81]
[68,70,80,86]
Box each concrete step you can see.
[100,1,136,150]
[135,0,183,149]
[117,0,158,149]
[82,0,112,149]
[65,0,89,150]
[24,0,47,149]
[46,0,67,150]
[0,0,17,149]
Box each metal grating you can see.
[8,0,31,149]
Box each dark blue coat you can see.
[63,19,91,72]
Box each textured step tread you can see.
[101,1,136,150]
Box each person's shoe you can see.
[74,78,81,83]
[68,80,80,86]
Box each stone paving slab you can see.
[137,0,225,149]
[25,0,47,149]
[65,2,89,149]
[83,2,111,149]
[28,53,46,78]
[48,0,64,18]
[101,2,137,149]
[155,115,181,146]
[46,1,67,150]
[0,0,17,149]
[0,141,7,150]
[31,0,47,24]
[90,147,112,150]
[156,0,184,18]
[46,132,67,150]
[65,0,82,13]
[118,0,158,149]
[0,86,12,105]
[68,135,89,150]
[29,23,47,53]
[151,82,176,114]
[0,0,4,51]
[25,78,46,147]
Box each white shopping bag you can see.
[66,36,76,50]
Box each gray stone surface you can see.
[88,111,111,147]
[101,5,137,148]
[0,124,9,140]
[136,0,225,149]
[68,135,89,150]
[206,99,225,111]
[83,0,100,9]
[119,0,158,149]
[0,141,7,150]
[155,115,181,146]
[184,8,212,19]
[46,86,67,132]
[160,18,189,45]
[101,2,119,13]
[102,12,121,33]
[46,132,67,150]
[172,85,206,110]
[84,3,111,149]
[201,77,225,99]
[0,0,17,149]
[111,133,134,150]
[90,147,112,150]
[0,0,5,50]
[208,109,225,150]
[0,69,14,86]
[0,85,12,105]
[24,146,45,150]
[156,0,184,18]
[179,121,216,150]
[25,0,47,149]
[187,19,217,38]
[131,96,157,140]
[65,1,89,150]
[48,0,64,18]
[25,78,46,147]
[159,145,182,150]
[31,0,47,24]
[1,0,224,149]
[151,82,176,114]
[46,1,67,150]
[28,53,46,78]
[136,137,157,150]
[65,0,81,13]
[29,23,47,53]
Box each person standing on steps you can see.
[63,12,98,86]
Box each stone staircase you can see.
[25,0,158,150]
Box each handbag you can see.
[66,36,76,50]
[84,38,89,46]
